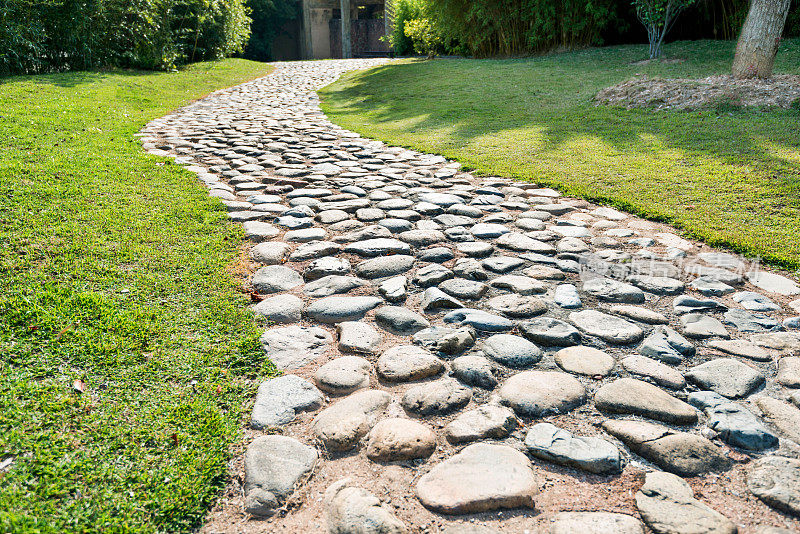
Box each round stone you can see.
[445,405,517,444]
[569,310,644,345]
[315,356,372,394]
[252,294,303,323]
[252,265,303,294]
[554,346,615,376]
[594,378,698,425]
[480,334,543,368]
[324,481,408,534]
[401,378,472,416]
[377,345,444,382]
[487,294,547,318]
[748,455,800,516]
[366,418,437,462]
[498,371,586,417]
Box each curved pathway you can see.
[139,60,800,533]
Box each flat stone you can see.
[400,229,446,247]
[569,310,644,345]
[583,277,645,303]
[433,327,477,355]
[603,420,731,476]
[303,275,364,297]
[685,358,764,398]
[636,471,736,534]
[486,295,546,319]
[366,418,436,462]
[453,258,487,280]
[750,332,800,351]
[778,357,800,387]
[723,309,780,333]
[312,390,392,451]
[252,294,303,323]
[443,308,514,332]
[621,355,686,389]
[414,264,454,287]
[610,305,669,324]
[421,287,464,311]
[252,265,303,294]
[747,271,800,296]
[251,375,324,428]
[344,238,411,257]
[439,278,489,300]
[304,256,351,280]
[549,512,644,534]
[497,232,555,254]
[499,370,586,417]
[315,356,372,395]
[451,355,499,389]
[379,276,408,302]
[690,276,735,296]
[445,405,517,444]
[377,345,444,382]
[244,435,318,516]
[418,192,465,207]
[306,296,382,323]
[355,255,416,279]
[638,326,695,364]
[243,220,280,241]
[707,339,772,361]
[374,306,430,335]
[316,209,350,224]
[325,480,408,534]
[525,423,621,475]
[489,275,546,295]
[458,241,493,258]
[734,291,780,311]
[554,284,582,308]
[482,256,525,273]
[285,227,327,242]
[519,318,582,346]
[595,378,698,425]
[756,396,800,444]
[685,264,743,285]
[688,391,779,451]
[627,275,685,295]
[748,456,800,516]
[480,334,543,368]
[260,325,332,370]
[554,346,615,376]
[250,241,290,264]
[415,443,537,514]
[673,295,727,314]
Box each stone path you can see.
[138,59,800,534]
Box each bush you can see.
[404,18,444,58]
[386,0,425,56]
[243,0,298,61]
[0,0,251,76]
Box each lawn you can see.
[0,59,275,532]
[320,39,800,270]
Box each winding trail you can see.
[139,60,800,534]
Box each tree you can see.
[732,0,792,78]
[632,0,697,59]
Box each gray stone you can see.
[312,389,392,451]
[439,278,489,300]
[685,358,765,398]
[747,271,800,296]
[523,264,565,280]
[452,258,488,281]
[451,355,499,389]
[355,255,416,279]
[325,480,408,534]
[250,241,290,264]
[344,238,411,257]
[636,471,736,534]
[569,310,644,345]
[688,391,778,451]
[723,309,780,333]
[433,327,477,355]
[421,287,464,311]
[415,443,537,514]
[377,345,444,382]
[289,241,340,261]
[751,332,800,351]
[621,355,686,389]
[303,275,364,297]
[374,306,430,335]
[519,317,581,346]
[379,276,407,302]
[489,275,546,295]
[549,512,644,534]
[261,325,332,369]
[778,356,800,387]
[554,346,615,376]
[251,375,324,428]
[690,276,735,296]
[499,370,586,417]
[418,192,465,207]
[458,241,493,258]
[673,295,727,314]
[497,232,555,254]
[399,229,446,247]
[445,405,517,444]
[252,294,303,323]
[244,435,318,516]
[603,420,731,477]
[553,284,582,308]
[402,378,472,416]
[304,256,351,280]
[639,326,695,364]
[627,275,685,295]
[366,418,436,462]
[756,396,800,444]
[480,334,543,368]
[482,256,525,273]
[252,265,303,294]
[315,356,372,394]
[413,264,454,287]
[595,378,698,425]
[583,277,645,303]
[525,423,621,475]
[487,294,547,318]
[243,220,280,241]
[443,308,514,332]
[734,291,780,311]
[285,227,327,243]
[707,339,772,361]
[748,456,800,517]
[610,305,669,324]
[306,296,383,323]
[316,209,350,224]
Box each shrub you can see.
[243,0,299,61]
[404,18,444,58]
[386,0,425,56]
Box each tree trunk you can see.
[340,0,352,59]
[732,0,792,78]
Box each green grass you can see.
[320,39,800,271]
[0,59,276,532]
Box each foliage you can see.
[632,0,697,58]
[0,59,274,532]
[320,39,800,269]
[0,0,251,75]
[404,18,445,58]
[386,0,425,56]
[243,0,298,61]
